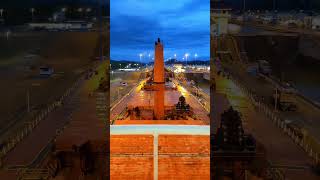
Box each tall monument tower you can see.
[153,38,165,120]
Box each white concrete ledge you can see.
[110,125,210,135]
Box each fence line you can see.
[0,76,83,168]
[227,74,320,166]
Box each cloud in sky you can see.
[110,0,210,62]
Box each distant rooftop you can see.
[211,0,232,10]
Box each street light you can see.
[0,9,4,18]
[6,30,11,40]
[194,53,198,61]
[26,83,41,113]
[61,7,67,12]
[30,8,35,21]
[139,53,143,67]
[185,53,189,65]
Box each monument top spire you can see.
[154,38,164,83]
[155,38,161,45]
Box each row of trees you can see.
[224,0,320,11]
[0,4,109,25]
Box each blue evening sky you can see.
[110,0,210,62]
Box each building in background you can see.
[211,0,231,35]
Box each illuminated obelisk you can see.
[153,38,165,120]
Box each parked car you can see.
[279,101,297,112]
[258,60,272,75]
[121,82,128,86]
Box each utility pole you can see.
[98,0,103,61]
[27,90,30,113]
[0,9,4,18]
[30,8,35,22]
[274,88,278,111]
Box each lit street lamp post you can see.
[117,87,121,99]
[26,83,41,113]
[78,8,83,18]
[27,90,30,113]
[139,53,143,67]
[86,8,91,19]
[6,31,10,40]
[30,8,35,21]
[274,88,278,111]
[185,53,189,66]
[0,9,4,18]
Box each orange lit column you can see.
[154,38,165,120]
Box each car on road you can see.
[39,66,54,76]
[121,82,128,86]
[279,101,297,112]
[258,60,272,75]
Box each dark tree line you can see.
[223,0,320,11]
[0,0,109,25]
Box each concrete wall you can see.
[299,35,320,61]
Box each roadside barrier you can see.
[227,73,320,166]
[178,80,210,113]
[0,76,83,168]
[266,161,286,180]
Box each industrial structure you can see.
[110,38,210,179]
[211,0,231,35]
[211,0,320,179]
[211,107,265,179]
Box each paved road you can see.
[176,84,210,124]
[3,80,82,168]
[215,73,319,179]
[110,83,139,123]
[224,61,320,150]
[1,62,106,169]
[110,81,136,106]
